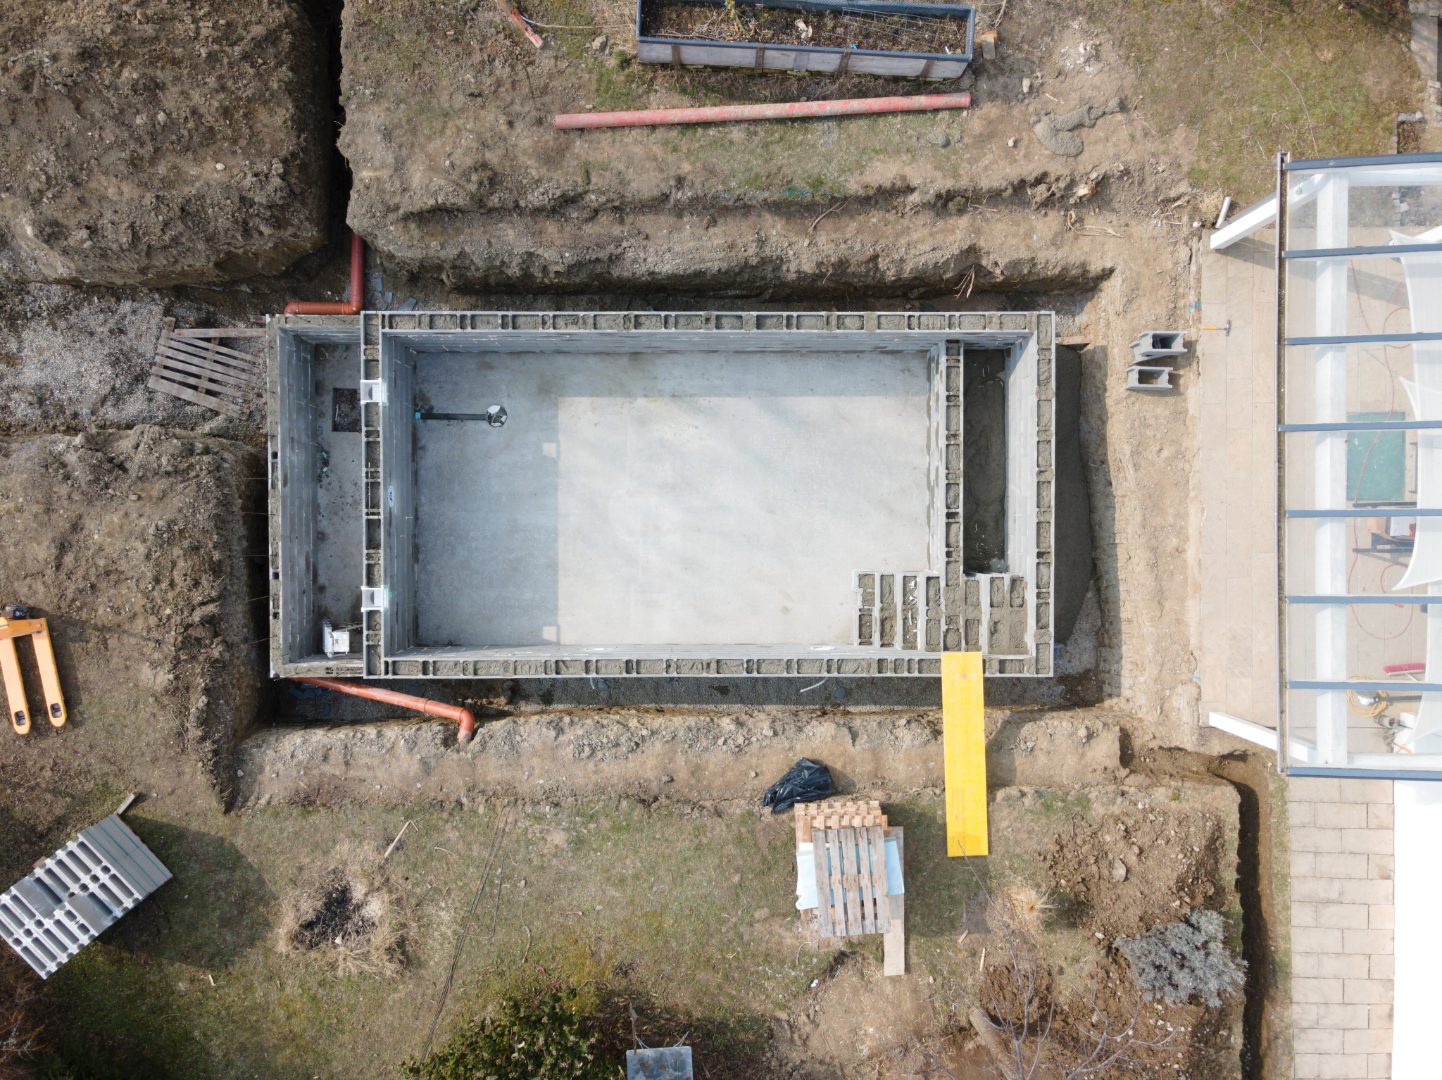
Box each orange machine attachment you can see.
[0,608,66,734]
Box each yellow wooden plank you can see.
[942,651,988,857]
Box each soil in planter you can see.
[642,0,972,56]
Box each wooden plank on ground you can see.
[943,651,989,857]
[153,350,261,393]
[146,375,246,417]
[866,825,890,933]
[883,826,905,976]
[812,828,835,939]
[157,334,261,365]
[159,337,263,378]
[172,326,265,338]
[838,826,863,937]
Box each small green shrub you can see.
[402,988,618,1080]
[1116,909,1246,1008]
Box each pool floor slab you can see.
[411,350,935,647]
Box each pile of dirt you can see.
[1044,806,1224,939]
[0,0,329,286]
[277,842,404,978]
[0,426,262,813]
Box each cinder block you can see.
[1293,927,1345,954]
[1344,1027,1393,1054]
[1340,830,1393,855]
[1292,851,1318,877]
[1293,976,1345,1003]
[1293,901,1319,928]
[1291,802,1317,827]
[1369,1003,1394,1029]
[1344,979,1393,1005]
[1342,929,1394,956]
[1369,855,1395,881]
[1315,953,1370,979]
[1367,1053,1391,1078]
[1370,954,1394,980]
[1337,879,1393,905]
[1314,853,1370,879]
[1293,827,1345,853]
[1315,803,1369,829]
[1292,1053,1322,1079]
[1314,903,1369,929]
[1369,905,1395,930]
[1368,804,1395,830]
[1292,952,1320,977]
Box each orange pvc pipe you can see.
[555,91,971,130]
[292,676,476,744]
[284,231,365,315]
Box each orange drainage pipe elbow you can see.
[292,676,476,744]
[284,232,365,316]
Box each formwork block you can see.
[0,814,171,978]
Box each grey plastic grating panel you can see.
[0,814,171,978]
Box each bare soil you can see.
[0,0,329,286]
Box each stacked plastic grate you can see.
[1125,331,1187,392]
[0,813,171,978]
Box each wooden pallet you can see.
[148,318,266,417]
[812,824,891,938]
[793,798,887,844]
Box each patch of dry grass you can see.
[276,840,407,980]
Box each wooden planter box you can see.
[636,0,975,80]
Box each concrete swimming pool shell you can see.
[266,310,1089,681]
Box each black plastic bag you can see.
[761,758,833,814]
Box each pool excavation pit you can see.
[267,309,1077,681]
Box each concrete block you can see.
[1370,954,1394,980]
[1314,1055,1369,1080]
[1344,979,1393,1005]
[1314,1003,1370,1029]
[1293,901,1319,928]
[1368,905,1395,930]
[1337,778,1393,804]
[1367,1053,1392,1078]
[1315,903,1370,930]
[1368,804,1395,830]
[0,814,169,978]
[1340,830,1393,855]
[1342,929,1394,956]
[1314,952,1371,979]
[1293,927,1345,954]
[1315,803,1369,829]
[1290,776,1342,802]
[1369,855,1394,881]
[1292,851,1318,878]
[1293,877,1344,903]
[1291,801,1317,828]
[1337,880,1393,906]
[1295,1027,1345,1054]
[1292,1053,1322,1079]
[1314,853,1370,879]
[1293,977,1345,1003]
[1368,1003,1393,1028]
[1125,365,1173,391]
[1293,827,1345,853]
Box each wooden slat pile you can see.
[148,318,266,417]
[794,798,906,975]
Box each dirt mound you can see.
[0,0,328,286]
[1044,806,1223,939]
[277,842,404,978]
[0,426,261,802]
